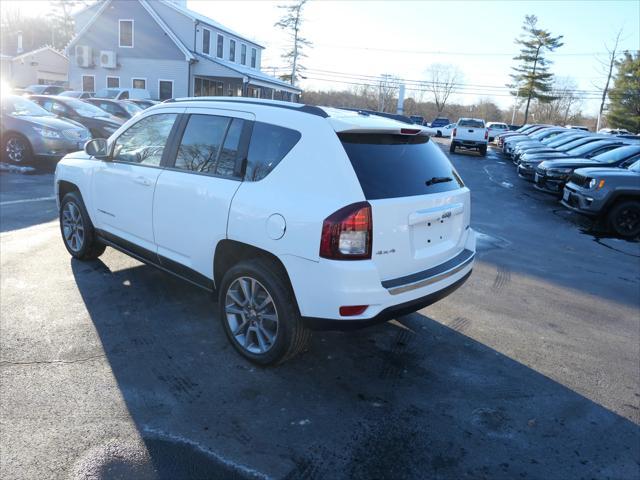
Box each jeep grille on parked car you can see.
[569,172,591,188]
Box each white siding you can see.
[69,58,189,99]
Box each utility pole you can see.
[396,84,405,115]
[511,91,519,124]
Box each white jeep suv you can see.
[55,98,476,364]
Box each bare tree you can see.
[377,74,398,112]
[274,0,312,87]
[595,29,623,131]
[530,77,583,124]
[424,64,462,113]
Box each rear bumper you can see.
[303,270,472,330]
[282,229,476,325]
[453,140,487,148]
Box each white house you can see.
[2,46,69,88]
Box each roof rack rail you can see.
[163,97,328,118]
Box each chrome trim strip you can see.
[386,253,475,296]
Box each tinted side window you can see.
[174,115,232,175]
[217,118,244,177]
[112,113,177,166]
[340,134,463,200]
[245,122,301,181]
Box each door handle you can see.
[134,176,152,186]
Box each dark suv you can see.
[562,160,640,238]
[430,117,450,128]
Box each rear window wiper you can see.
[425,176,453,186]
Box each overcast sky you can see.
[190,0,640,114]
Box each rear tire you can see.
[449,142,456,154]
[59,191,106,260]
[608,200,640,238]
[219,258,310,365]
[479,145,487,156]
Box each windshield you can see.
[122,102,143,116]
[628,160,640,172]
[458,119,484,128]
[340,133,462,200]
[558,137,595,152]
[594,145,640,163]
[545,134,583,147]
[95,89,121,99]
[64,98,109,118]
[25,85,46,94]
[2,95,52,117]
[567,141,614,156]
[59,91,80,97]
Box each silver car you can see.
[1,95,90,165]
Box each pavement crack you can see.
[0,353,105,367]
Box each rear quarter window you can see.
[245,122,301,181]
[339,133,464,200]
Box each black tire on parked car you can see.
[607,200,640,238]
[479,145,487,156]
[59,191,106,260]
[3,133,33,165]
[219,258,310,365]
[436,130,442,137]
[449,142,456,154]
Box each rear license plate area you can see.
[411,216,451,252]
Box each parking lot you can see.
[1,141,639,479]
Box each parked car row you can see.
[494,125,640,238]
[1,92,157,166]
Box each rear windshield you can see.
[339,133,463,200]
[458,119,484,128]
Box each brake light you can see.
[400,128,420,135]
[484,129,488,140]
[452,128,457,137]
[320,202,372,260]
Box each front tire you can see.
[219,258,310,365]
[59,191,106,260]
[608,200,640,238]
[3,134,33,165]
[436,130,442,137]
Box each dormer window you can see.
[251,48,256,68]
[119,20,134,48]
[241,44,247,65]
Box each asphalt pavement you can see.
[1,142,638,480]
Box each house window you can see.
[132,78,146,89]
[217,34,223,58]
[202,28,210,55]
[251,48,257,68]
[194,77,223,97]
[159,80,173,101]
[241,44,246,65]
[107,76,119,88]
[82,75,95,92]
[229,39,235,62]
[119,20,134,48]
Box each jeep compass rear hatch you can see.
[339,132,471,283]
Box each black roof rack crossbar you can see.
[162,97,328,118]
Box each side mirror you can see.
[84,138,109,159]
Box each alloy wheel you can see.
[62,202,85,252]
[6,137,26,163]
[225,276,279,354]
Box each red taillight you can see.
[339,305,368,316]
[484,129,489,139]
[320,202,372,260]
[400,128,420,135]
[452,128,457,137]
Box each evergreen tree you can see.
[607,51,640,133]
[509,15,564,123]
[274,0,312,87]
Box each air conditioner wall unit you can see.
[100,50,117,69]
[75,45,91,68]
